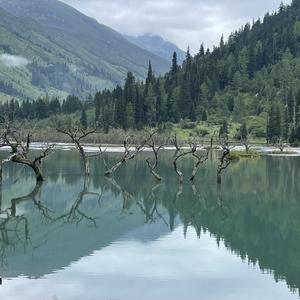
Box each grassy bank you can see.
[229,150,260,161]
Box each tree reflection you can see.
[1,151,300,295]
[54,176,102,226]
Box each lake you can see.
[0,150,299,300]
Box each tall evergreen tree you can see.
[80,106,88,130]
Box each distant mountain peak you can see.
[124,33,186,64]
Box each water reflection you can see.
[0,150,299,299]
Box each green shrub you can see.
[195,128,210,137]
[180,119,197,129]
[229,150,260,161]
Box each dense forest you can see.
[3,0,300,144]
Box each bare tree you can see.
[190,145,209,182]
[103,133,155,177]
[217,139,231,185]
[173,134,181,152]
[274,137,286,153]
[145,135,165,181]
[0,122,54,182]
[57,127,97,176]
[173,143,197,184]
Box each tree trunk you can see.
[173,161,184,183]
[217,173,222,185]
[77,144,90,176]
[0,160,2,182]
[0,160,3,210]
[12,156,44,182]
[150,168,163,181]
[146,159,162,181]
[0,179,2,213]
[104,160,126,177]
[31,162,44,182]
[83,157,90,176]
[190,168,198,182]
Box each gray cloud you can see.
[0,54,30,67]
[61,0,292,53]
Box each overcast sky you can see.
[61,0,292,53]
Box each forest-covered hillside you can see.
[92,0,300,143]
[3,0,300,144]
[0,0,168,101]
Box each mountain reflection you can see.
[0,150,300,295]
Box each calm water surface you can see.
[0,150,299,300]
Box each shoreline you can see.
[1,142,300,156]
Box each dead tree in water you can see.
[274,137,286,153]
[146,136,165,181]
[0,122,54,182]
[190,145,209,182]
[57,127,97,176]
[173,134,181,152]
[103,133,155,177]
[173,143,197,184]
[217,140,231,185]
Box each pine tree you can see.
[238,122,248,140]
[80,106,88,130]
[268,104,281,142]
[167,87,180,123]
[146,61,155,87]
[201,110,208,121]
[219,120,229,139]
[126,102,134,129]
[171,52,178,76]
[156,79,167,123]
[144,83,157,126]
[134,85,143,128]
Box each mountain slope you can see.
[87,0,300,141]
[0,0,169,101]
[125,33,186,64]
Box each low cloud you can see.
[61,0,291,53]
[0,54,30,68]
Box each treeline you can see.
[0,95,92,120]
[3,1,300,145]
[93,0,300,143]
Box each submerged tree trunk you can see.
[77,143,90,176]
[0,176,2,212]
[173,148,196,183]
[217,146,230,185]
[190,149,209,182]
[31,163,44,182]
[0,159,3,210]
[11,155,44,182]
[146,141,164,181]
[146,159,163,181]
[56,127,97,177]
[217,173,222,185]
[0,160,2,182]
[105,159,126,177]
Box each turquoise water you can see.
[0,150,299,300]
